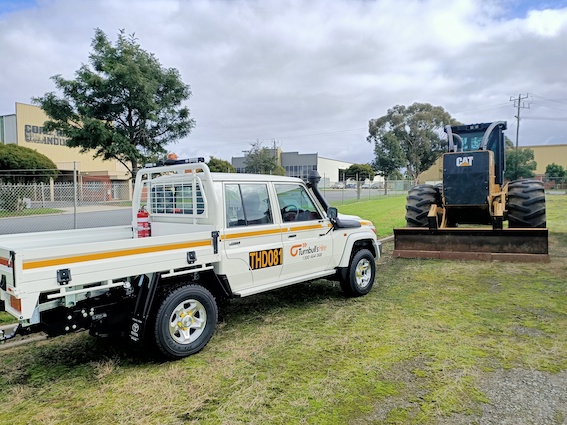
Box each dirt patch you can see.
[439,368,567,424]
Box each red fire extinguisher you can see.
[137,209,151,238]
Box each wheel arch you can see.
[337,233,380,269]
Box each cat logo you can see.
[249,248,283,270]
[456,156,474,167]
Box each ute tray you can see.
[393,227,549,262]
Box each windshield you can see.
[457,130,499,152]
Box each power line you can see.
[522,116,567,121]
[452,102,510,114]
[532,103,567,112]
[530,94,567,106]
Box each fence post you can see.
[40,182,45,208]
[49,177,55,202]
[73,162,78,229]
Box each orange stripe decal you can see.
[223,228,282,240]
[22,240,212,270]
[286,224,324,232]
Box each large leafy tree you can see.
[0,144,58,183]
[207,156,235,173]
[369,132,405,195]
[344,163,375,200]
[344,163,375,181]
[505,148,536,180]
[244,141,285,175]
[545,162,565,184]
[368,102,458,183]
[33,28,195,178]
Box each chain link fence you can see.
[0,180,132,235]
[0,176,416,235]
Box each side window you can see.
[275,184,322,222]
[225,184,273,227]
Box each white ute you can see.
[0,159,381,358]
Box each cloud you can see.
[1,0,566,164]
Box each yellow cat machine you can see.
[393,121,549,262]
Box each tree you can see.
[33,28,195,178]
[368,102,458,183]
[0,144,58,211]
[344,163,374,200]
[545,162,566,184]
[505,148,537,180]
[244,141,285,175]
[207,156,235,173]
[0,144,58,183]
[344,164,375,181]
[370,132,405,195]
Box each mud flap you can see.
[393,228,549,262]
[129,273,161,343]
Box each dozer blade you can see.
[393,228,549,262]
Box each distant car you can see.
[332,182,345,189]
[346,183,356,189]
[371,183,381,189]
[361,183,370,189]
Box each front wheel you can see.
[153,284,218,359]
[405,184,439,227]
[507,179,546,228]
[340,249,376,297]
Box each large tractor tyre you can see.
[340,249,376,297]
[405,184,439,227]
[152,284,218,359]
[507,179,546,228]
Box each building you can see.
[0,102,131,199]
[231,149,380,188]
[419,144,567,185]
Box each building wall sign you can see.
[24,124,68,146]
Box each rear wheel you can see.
[340,249,376,297]
[507,179,546,228]
[153,284,218,359]
[405,184,439,227]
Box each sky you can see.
[1,0,566,165]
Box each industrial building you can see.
[0,103,131,184]
[232,149,380,188]
[0,103,132,200]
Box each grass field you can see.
[0,195,565,424]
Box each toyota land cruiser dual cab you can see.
[0,159,381,358]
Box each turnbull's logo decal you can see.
[456,156,474,167]
[290,244,304,257]
[290,243,327,258]
[249,248,283,270]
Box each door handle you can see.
[229,241,241,246]
[288,234,297,238]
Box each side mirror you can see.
[327,207,339,230]
[327,207,338,220]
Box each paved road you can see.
[0,209,132,235]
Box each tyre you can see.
[152,284,218,359]
[507,179,546,228]
[340,249,376,297]
[405,184,439,227]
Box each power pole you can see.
[509,93,530,149]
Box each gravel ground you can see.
[474,368,567,425]
[357,366,567,424]
[433,368,567,424]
